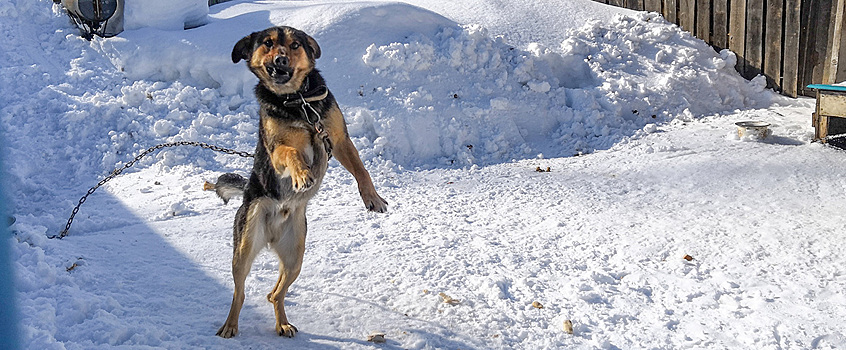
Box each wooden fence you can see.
[593,0,846,97]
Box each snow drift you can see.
[94,2,776,171]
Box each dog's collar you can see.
[279,77,334,159]
[257,76,333,158]
[281,77,328,108]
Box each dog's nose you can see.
[274,55,289,67]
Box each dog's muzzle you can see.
[266,56,292,84]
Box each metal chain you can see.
[50,141,254,239]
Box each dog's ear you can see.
[302,33,321,60]
[232,32,257,63]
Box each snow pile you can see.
[93,4,778,170]
[123,0,208,31]
[354,12,773,166]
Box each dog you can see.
[216,26,388,339]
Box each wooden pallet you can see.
[809,84,846,142]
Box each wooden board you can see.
[712,0,728,49]
[745,0,764,79]
[823,0,845,84]
[645,0,662,12]
[678,0,695,33]
[819,92,846,116]
[815,90,827,140]
[627,0,644,10]
[729,0,747,76]
[797,0,818,96]
[608,0,625,7]
[840,11,846,83]
[764,0,784,90]
[696,0,711,42]
[663,0,677,22]
[820,0,837,84]
[782,0,802,97]
[818,115,829,140]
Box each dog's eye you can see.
[263,39,273,48]
[290,42,300,50]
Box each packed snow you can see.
[3,0,845,349]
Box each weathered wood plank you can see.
[782,0,802,97]
[712,0,728,49]
[823,0,845,84]
[839,9,846,82]
[645,0,662,12]
[809,0,834,87]
[819,92,846,116]
[663,0,677,23]
[798,0,819,96]
[627,0,644,10]
[678,0,695,33]
[696,0,711,42]
[819,115,830,141]
[745,0,764,79]
[764,0,784,90]
[608,0,625,7]
[729,0,747,76]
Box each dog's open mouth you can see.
[266,65,293,84]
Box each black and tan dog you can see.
[216,26,388,339]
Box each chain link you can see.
[50,141,254,239]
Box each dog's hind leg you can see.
[217,201,269,338]
[267,204,307,337]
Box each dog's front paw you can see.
[291,169,314,192]
[277,323,298,338]
[216,322,239,338]
[361,190,388,213]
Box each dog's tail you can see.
[204,173,248,205]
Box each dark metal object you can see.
[62,0,119,39]
[51,141,254,239]
[78,0,117,23]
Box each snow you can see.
[3,0,845,349]
[123,0,209,31]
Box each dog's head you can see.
[232,26,322,95]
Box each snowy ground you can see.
[3,0,846,349]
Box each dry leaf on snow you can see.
[439,292,461,305]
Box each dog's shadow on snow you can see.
[47,186,478,349]
[44,191,287,348]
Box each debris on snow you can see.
[563,320,574,334]
[367,332,387,343]
[439,292,461,305]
